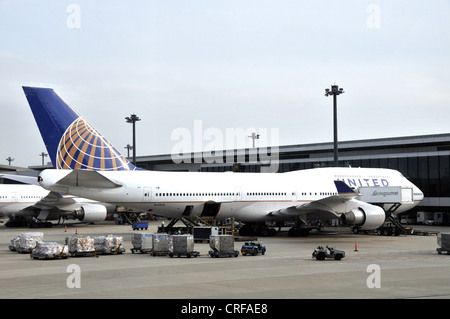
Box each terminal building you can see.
[3,133,450,224]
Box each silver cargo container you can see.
[131,233,153,253]
[169,235,195,254]
[151,233,170,255]
[209,235,235,253]
[437,232,450,254]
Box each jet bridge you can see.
[355,186,414,235]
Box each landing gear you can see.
[288,227,310,237]
[288,218,310,237]
[238,222,277,237]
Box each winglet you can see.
[334,180,357,196]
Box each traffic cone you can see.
[64,225,67,232]
[354,239,358,252]
[75,228,78,235]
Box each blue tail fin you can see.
[23,86,137,171]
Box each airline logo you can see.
[56,117,134,171]
[337,178,390,187]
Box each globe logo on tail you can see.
[56,117,134,170]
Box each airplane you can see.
[0,182,115,227]
[23,86,424,236]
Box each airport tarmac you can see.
[1,220,449,300]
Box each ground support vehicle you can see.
[241,242,266,256]
[376,222,413,236]
[312,245,345,260]
[132,222,148,230]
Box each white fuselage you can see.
[39,167,424,222]
[0,184,102,218]
[0,184,50,217]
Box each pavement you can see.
[1,220,449,301]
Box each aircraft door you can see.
[143,187,152,202]
[235,187,242,201]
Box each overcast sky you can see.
[1,0,449,167]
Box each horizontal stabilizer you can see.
[56,170,122,189]
[0,174,39,185]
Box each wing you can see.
[31,191,80,212]
[268,181,359,220]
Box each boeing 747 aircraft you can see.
[23,86,424,235]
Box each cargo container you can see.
[209,235,239,257]
[437,232,450,255]
[151,233,170,256]
[169,234,199,258]
[131,233,153,253]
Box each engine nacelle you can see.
[77,204,107,223]
[341,204,385,230]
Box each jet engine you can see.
[75,204,107,223]
[341,204,385,230]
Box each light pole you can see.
[248,132,260,148]
[6,157,14,166]
[325,84,344,167]
[125,114,140,165]
[124,144,133,158]
[39,152,48,166]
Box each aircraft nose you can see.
[414,186,424,202]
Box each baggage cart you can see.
[437,232,450,255]
[150,233,170,256]
[93,235,125,255]
[208,235,239,258]
[132,221,149,230]
[131,233,153,254]
[67,235,96,257]
[12,232,44,253]
[31,242,69,260]
[169,234,199,258]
